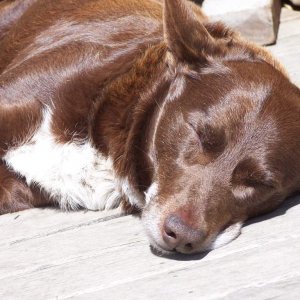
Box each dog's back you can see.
[0,0,163,211]
[0,0,207,212]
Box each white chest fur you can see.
[3,112,121,210]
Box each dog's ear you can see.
[164,0,221,64]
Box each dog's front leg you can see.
[0,161,48,214]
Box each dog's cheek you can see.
[208,222,243,250]
[141,202,165,247]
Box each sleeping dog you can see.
[0,0,300,254]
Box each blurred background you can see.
[192,0,300,45]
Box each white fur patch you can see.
[144,182,158,204]
[232,186,255,201]
[142,203,169,252]
[118,177,144,208]
[210,222,243,250]
[3,111,121,210]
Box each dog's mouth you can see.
[149,241,176,256]
[143,208,243,256]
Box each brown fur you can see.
[0,0,299,254]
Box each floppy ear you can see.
[164,0,218,64]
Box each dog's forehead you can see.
[155,60,295,158]
[155,76,280,164]
[163,77,273,131]
[186,84,271,120]
[165,62,278,115]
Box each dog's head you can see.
[141,0,300,254]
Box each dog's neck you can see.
[92,43,169,209]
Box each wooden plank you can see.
[0,208,122,247]
[274,8,300,39]
[268,8,300,86]
[70,242,300,300]
[0,214,142,281]
[202,0,281,45]
[289,0,300,6]
[0,197,299,299]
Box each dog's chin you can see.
[142,200,243,255]
[149,242,176,256]
[143,212,243,256]
[148,223,243,256]
[142,206,175,255]
[148,237,208,256]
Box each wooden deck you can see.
[1,7,300,300]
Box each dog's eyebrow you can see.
[200,62,231,76]
[182,61,231,80]
[208,83,272,123]
[224,84,271,106]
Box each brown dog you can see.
[0,0,299,254]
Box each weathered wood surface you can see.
[1,7,300,300]
[289,0,300,6]
[268,8,300,86]
[202,0,281,45]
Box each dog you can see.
[0,0,300,255]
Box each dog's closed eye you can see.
[231,158,277,193]
[187,121,226,155]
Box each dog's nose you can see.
[162,214,204,253]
